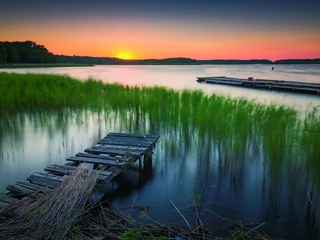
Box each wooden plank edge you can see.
[15,181,48,192]
[106,132,159,139]
[44,166,109,180]
[6,184,38,196]
[84,148,144,157]
[0,195,20,204]
[76,152,133,162]
[66,156,127,166]
[0,200,9,209]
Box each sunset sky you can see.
[1,0,320,61]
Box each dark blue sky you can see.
[2,0,319,25]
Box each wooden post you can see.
[143,154,146,166]
[139,157,142,172]
[143,150,152,167]
[144,153,153,171]
[93,163,99,169]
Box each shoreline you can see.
[0,63,94,68]
[1,62,320,68]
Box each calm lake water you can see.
[1,65,320,239]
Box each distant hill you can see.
[0,41,57,64]
[274,59,320,64]
[55,55,199,65]
[197,59,272,64]
[56,55,272,65]
[56,55,320,65]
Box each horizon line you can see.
[54,54,320,62]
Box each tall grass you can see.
[0,167,99,239]
[1,72,320,194]
[0,73,108,113]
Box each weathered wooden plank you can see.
[256,79,320,87]
[241,81,320,90]
[31,172,66,181]
[0,195,20,204]
[98,137,156,147]
[76,152,132,161]
[206,79,243,85]
[7,184,37,196]
[16,181,47,192]
[67,156,127,166]
[268,84,319,92]
[27,173,63,188]
[106,132,159,140]
[44,165,111,180]
[85,147,144,157]
[44,165,73,175]
[0,200,9,208]
[95,144,148,151]
[48,164,111,176]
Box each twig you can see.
[193,199,205,239]
[246,222,265,235]
[167,198,192,230]
[239,216,243,232]
[131,193,138,208]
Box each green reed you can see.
[1,72,320,189]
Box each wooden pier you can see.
[0,132,159,208]
[197,76,320,95]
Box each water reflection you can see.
[0,109,113,192]
[0,105,319,239]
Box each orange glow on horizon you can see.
[2,17,319,62]
[116,52,133,60]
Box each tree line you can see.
[0,41,57,64]
[56,55,320,65]
[1,41,319,65]
[56,55,274,65]
[55,55,199,65]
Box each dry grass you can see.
[0,166,99,240]
[74,204,281,240]
[0,166,281,240]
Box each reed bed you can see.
[1,72,319,186]
[1,72,319,179]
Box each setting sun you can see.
[117,52,133,60]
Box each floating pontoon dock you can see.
[197,76,320,95]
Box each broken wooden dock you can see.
[0,132,159,208]
[197,76,320,95]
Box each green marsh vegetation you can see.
[1,72,319,186]
[1,72,320,238]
